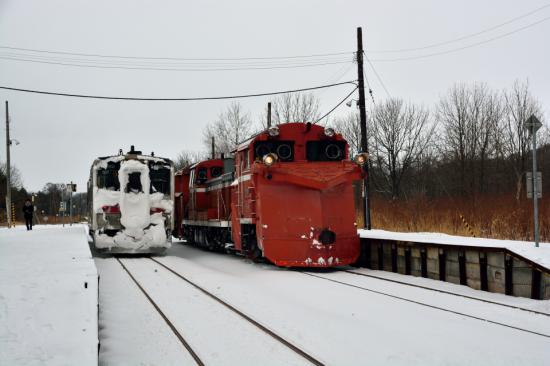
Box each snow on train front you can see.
[88,146,174,254]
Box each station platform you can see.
[0,225,98,365]
[359,229,550,299]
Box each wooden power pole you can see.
[356,27,371,230]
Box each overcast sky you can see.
[1,0,549,192]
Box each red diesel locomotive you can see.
[174,122,367,267]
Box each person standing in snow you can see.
[23,198,34,230]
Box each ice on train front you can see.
[88,146,174,254]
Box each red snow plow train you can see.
[174,122,367,267]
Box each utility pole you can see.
[5,101,12,228]
[267,102,272,128]
[356,27,371,230]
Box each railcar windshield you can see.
[96,161,120,190]
[196,167,208,184]
[306,141,347,161]
[150,163,171,194]
[254,141,294,162]
[127,172,143,193]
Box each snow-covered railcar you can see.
[87,146,174,254]
[175,122,367,267]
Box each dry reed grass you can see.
[371,193,550,242]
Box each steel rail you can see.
[343,270,550,317]
[302,272,550,339]
[116,258,205,366]
[150,258,326,366]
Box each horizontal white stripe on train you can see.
[182,220,231,227]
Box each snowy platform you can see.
[359,229,550,270]
[0,225,98,365]
[359,229,550,299]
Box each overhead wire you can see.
[367,3,550,53]
[315,85,359,124]
[0,46,352,61]
[364,54,391,98]
[0,80,357,101]
[0,54,352,72]
[0,50,352,67]
[369,15,550,62]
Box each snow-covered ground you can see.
[98,240,550,366]
[0,225,98,366]
[360,229,550,268]
[3,225,549,365]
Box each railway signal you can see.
[524,114,542,248]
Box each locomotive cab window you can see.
[254,141,294,162]
[97,161,120,190]
[150,163,171,194]
[196,167,208,184]
[306,141,347,161]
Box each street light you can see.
[346,99,359,108]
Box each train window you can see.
[210,166,223,178]
[254,141,294,162]
[126,172,143,193]
[150,164,171,194]
[196,167,208,184]
[243,150,250,169]
[306,141,347,161]
[97,162,120,190]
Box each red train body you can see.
[174,122,364,267]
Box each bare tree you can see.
[203,102,255,154]
[501,79,545,200]
[0,162,23,189]
[173,150,208,170]
[333,112,362,156]
[371,98,434,199]
[265,92,321,125]
[437,83,503,196]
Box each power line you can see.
[0,50,351,67]
[365,54,391,98]
[0,80,357,101]
[0,45,352,61]
[362,68,375,105]
[368,3,550,53]
[0,54,352,71]
[370,15,550,62]
[315,86,359,124]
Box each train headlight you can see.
[354,152,369,166]
[324,127,335,137]
[263,153,278,166]
[268,126,280,137]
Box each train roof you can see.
[92,148,173,168]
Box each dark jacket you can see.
[23,203,34,218]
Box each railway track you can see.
[342,269,550,317]
[302,271,550,339]
[116,257,325,366]
[116,258,204,366]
